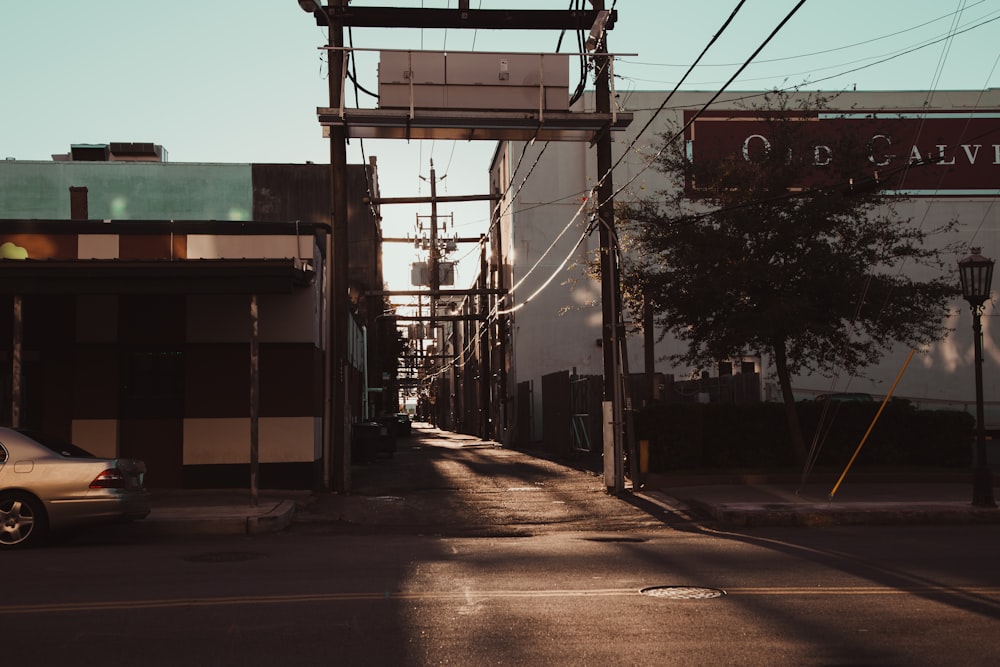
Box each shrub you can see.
[635,401,973,473]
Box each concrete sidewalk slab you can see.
[120,427,1000,537]
[654,482,1000,527]
[133,496,297,537]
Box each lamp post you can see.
[958,247,997,508]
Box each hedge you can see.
[634,401,974,473]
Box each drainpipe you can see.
[362,325,369,421]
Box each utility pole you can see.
[326,0,351,493]
[420,160,444,426]
[591,0,624,493]
[427,161,441,321]
[301,0,623,486]
[479,236,491,439]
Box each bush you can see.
[635,401,973,473]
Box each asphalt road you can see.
[5,430,999,666]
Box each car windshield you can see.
[18,430,97,458]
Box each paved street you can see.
[4,425,999,666]
[291,427,677,537]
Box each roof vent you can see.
[110,142,163,161]
[70,144,111,161]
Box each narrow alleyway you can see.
[292,424,674,536]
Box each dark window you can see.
[121,350,184,418]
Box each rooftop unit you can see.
[52,143,168,162]
[378,52,570,112]
[323,50,632,143]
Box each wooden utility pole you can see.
[427,161,441,322]
[303,0,620,486]
[327,0,351,493]
[479,236,491,439]
[591,0,624,493]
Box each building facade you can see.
[0,150,386,488]
[490,90,1000,451]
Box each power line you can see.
[617,11,1000,90]
[600,0,810,214]
[621,1,992,68]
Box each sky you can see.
[3,1,999,291]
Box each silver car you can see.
[0,427,151,549]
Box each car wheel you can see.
[0,491,47,549]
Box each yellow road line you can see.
[1,586,997,614]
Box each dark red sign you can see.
[684,109,1000,195]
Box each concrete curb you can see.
[247,499,296,534]
[685,498,1000,527]
[136,499,297,536]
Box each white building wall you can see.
[495,89,1000,435]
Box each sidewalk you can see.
[641,478,1000,527]
[132,489,300,537]
[128,429,1000,537]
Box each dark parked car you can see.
[0,428,151,549]
[391,413,412,436]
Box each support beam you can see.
[370,289,506,297]
[383,237,485,244]
[371,194,494,205]
[317,7,616,31]
[395,314,486,322]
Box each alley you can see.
[292,424,677,537]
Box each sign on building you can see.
[685,109,1000,196]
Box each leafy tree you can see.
[618,90,957,464]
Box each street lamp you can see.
[958,247,997,508]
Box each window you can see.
[121,349,184,418]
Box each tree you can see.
[618,90,957,464]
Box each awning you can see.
[0,258,315,295]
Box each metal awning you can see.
[319,107,633,143]
[0,258,315,295]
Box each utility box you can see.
[411,261,456,286]
[446,53,569,111]
[378,51,569,112]
[378,52,447,108]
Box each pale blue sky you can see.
[3,1,998,286]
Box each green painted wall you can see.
[0,161,253,221]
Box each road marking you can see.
[727,586,1000,596]
[0,589,637,614]
[2,586,997,614]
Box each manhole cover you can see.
[184,551,265,564]
[640,586,727,600]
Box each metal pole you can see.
[972,305,996,507]
[643,295,655,405]
[11,295,22,429]
[250,294,259,507]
